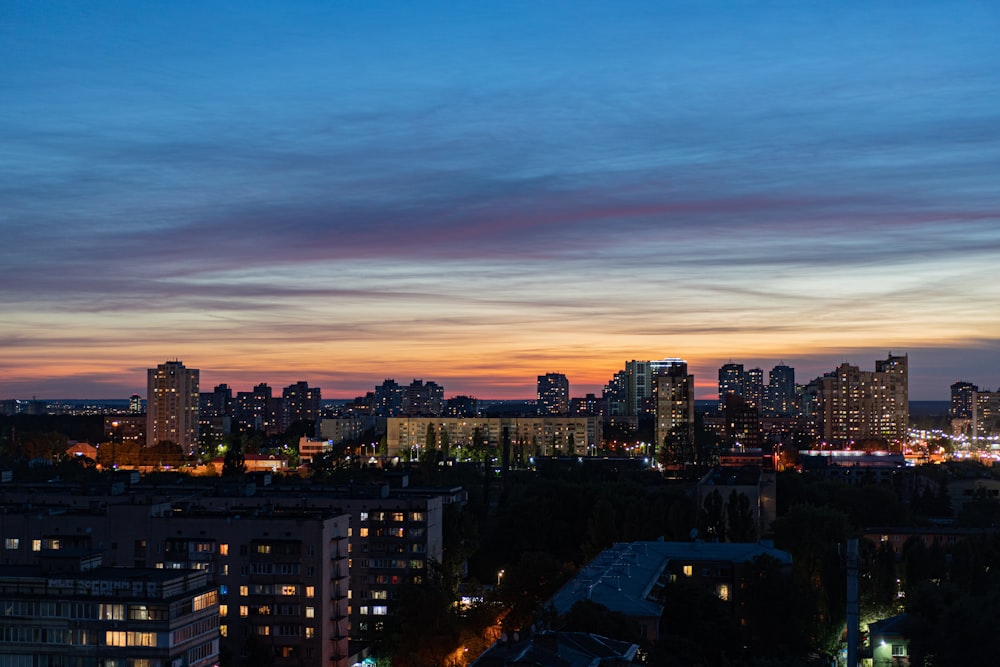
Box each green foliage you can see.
[726,490,756,542]
[699,489,726,542]
[222,439,246,477]
[650,579,741,666]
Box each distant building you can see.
[766,364,795,417]
[280,381,321,432]
[386,416,602,460]
[804,354,909,446]
[234,383,278,434]
[950,381,978,419]
[653,360,695,455]
[146,360,199,452]
[537,373,570,416]
[128,393,142,413]
[402,379,444,417]
[445,395,480,417]
[718,363,745,403]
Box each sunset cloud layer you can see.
[2,1,999,399]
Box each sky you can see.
[2,1,999,401]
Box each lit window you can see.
[305,586,315,598]
[892,645,906,657]
[220,624,228,638]
[359,606,369,615]
[219,605,228,617]
[717,584,730,601]
[32,540,41,552]
[219,543,229,555]
[359,528,369,538]
[305,607,315,619]
[682,565,693,577]
[239,606,248,617]
[373,606,388,616]
[305,626,315,639]
[4,538,18,550]
[281,585,297,596]
[240,586,248,597]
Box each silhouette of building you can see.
[146,360,199,452]
[280,381,321,432]
[402,379,444,417]
[537,373,570,416]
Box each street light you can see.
[497,569,504,587]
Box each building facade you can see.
[147,360,200,453]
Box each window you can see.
[359,528,369,538]
[219,605,228,617]
[239,606,248,617]
[305,586,315,598]
[682,565,693,577]
[392,512,404,522]
[373,606,388,616]
[360,512,369,522]
[239,586,249,597]
[100,604,125,621]
[305,607,315,619]
[219,543,229,556]
[716,584,730,601]
[32,539,41,552]
[4,538,18,550]
[305,626,315,639]
[280,585,297,596]
[891,645,906,657]
[256,544,272,554]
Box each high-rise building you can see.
[808,354,908,446]
[128,393,142,414]
[950,381,978,419]
[653,359,695,458]
[718,363,745,403]
[147,360,199,452]
[281,381,322,432]
[234,383,279,433]
[766,364,796,416]
[374,379,404,417]
[402,379,444,416]
[745,368,764,409]
[537,372,570,416]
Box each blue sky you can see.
[2,1,999,399]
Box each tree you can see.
[726,490,757,542]
[699,489,726,542]
[222,439,246,477]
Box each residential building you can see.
[386,416,602,460]
[653,360,695,456]
[537,373,570,416]
[806,354,909,446]
[718,363,745,403]
[402,380,444,417]
[549,541,792,643]
[280,381,321,433]
[147,360,199,453]
[0,551,219,667]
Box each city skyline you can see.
[3,2,999,401]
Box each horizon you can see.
[3,2,998,404]
[1,350,989,403]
